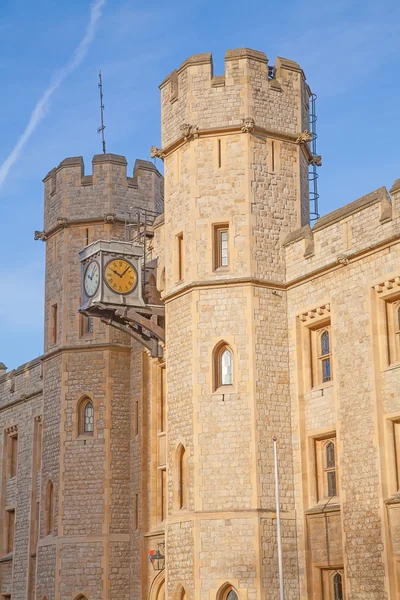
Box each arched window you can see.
[217,584,239,600]
[323,439,337,497]
[174,584,187,600]
[84,401,94,433]
[149,572,166,600]
[213,343,233,390]
[78,396,94,436]
[333,572,343,600]
[176,444,187,510]
[318,329,331,383]
[44,480,54,536]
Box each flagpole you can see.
[273,436,284,600]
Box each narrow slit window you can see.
[177,445,187,510]
[218,139,222,168]
[51,304,58,345]
[9,434,18,478]
[134,493,139,530]
[7,509,15,553]
[161,468,167,522]
[177,234,184,281]
[271,140,275,172]
[44,481,54,535]
[81,315,94,336]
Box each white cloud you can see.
[0,0,106,190]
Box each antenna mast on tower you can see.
[97,70,106,154]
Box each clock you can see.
[104,258,138,295]
[83,260,100,297]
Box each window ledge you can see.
[309,381,334,393]
[385,493,400,505]
[383,362,400,373]
[212,385,235,397]
[305,501,340,515]
[0,553,13,563]
[77,434,95,441]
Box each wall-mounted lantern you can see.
[149,542,165,571]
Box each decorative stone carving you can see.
[241,117,255,133]
[309,155,322,167]
[180,123,199,142]
[104,213,116,224]
[375,277,400,294]
[296,130,313,144]
[57,217,68,228]
[34,230,47,242]
[150,146,166,160]
[337,255,349,266]
[5,424,18,434]
[298,303,330,323]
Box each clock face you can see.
[104,258,137,295]
[84,260,100,297]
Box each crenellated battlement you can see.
[43,154,164,232]
[159,47,310,149]
[284,180,400,282]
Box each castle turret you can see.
[37,154,163,599]
[155,48,312,598]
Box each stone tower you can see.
[156,49,311,598]
[38,155,162,599]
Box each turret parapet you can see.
[43,154,164,232]
[390,178,400,194]
[159,47,310,148]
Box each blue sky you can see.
[1,0,400,370]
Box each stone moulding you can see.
[374,277,400,294]
[298,304,331,323]
[159,123,306,159]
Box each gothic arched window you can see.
[214,343,233,390]
[333,572,343,600]
[218,585,239,600]
[319,329,331,383]
[176,444,187,510]
[78,396,94,436]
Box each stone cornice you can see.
[158,123,309,161]
[42,342,131,362]
[163,277,286,303]
[34,215,129,242]
[0,390,43,414]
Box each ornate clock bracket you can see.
[83,302,165,358]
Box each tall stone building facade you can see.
[1,47,400,600]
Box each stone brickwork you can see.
[2,45,400,600]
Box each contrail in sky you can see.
[0,0,106,190]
